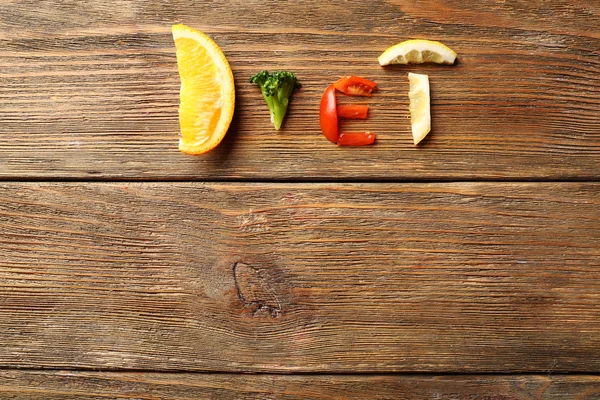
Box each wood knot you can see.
[232,262,282,318]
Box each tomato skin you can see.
[337,104,369,119]
[333,76,377,97]
[319,85,339,143]
[337,132,376,146]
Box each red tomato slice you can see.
[319,85,339,143]
[337,104,369,119]
[333,76,377,97]
[337,132,376,146]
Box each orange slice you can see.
[172,24,235,155]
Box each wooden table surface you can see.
[1,0,599,398]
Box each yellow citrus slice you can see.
[408,73,431,145]
[378,39,457,65]
[172,24,235,155]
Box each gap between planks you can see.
[0,177,600,184]
[0,366,599,376]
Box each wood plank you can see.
[1,0,599,179]
[1,182,599,372]
[1,371,599,400]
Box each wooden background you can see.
[1,0,599,398]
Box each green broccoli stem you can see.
[271,98,289,130]
[261,90,276,124]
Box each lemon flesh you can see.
[408,73,431,145]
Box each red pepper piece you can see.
[333,76,377,97]
[337,104,369,119]
[319,84,339,143]
[337,132,376,146]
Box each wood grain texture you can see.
[1,0,599,179]
[1,182,599,372]
[2,371,600,400]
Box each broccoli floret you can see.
[250,70,301,130]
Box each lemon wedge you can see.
[408,73,431,145]
[172,24,235,155]
[379,39,457,65]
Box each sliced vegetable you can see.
[337,132,376,146]
[319,84,339,143]
[337,104,369,119]
[333,76,377,97]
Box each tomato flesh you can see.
[319,85,339,143]
[337,132,376,146]
[337,104,369,119]
[333,76,377,97]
